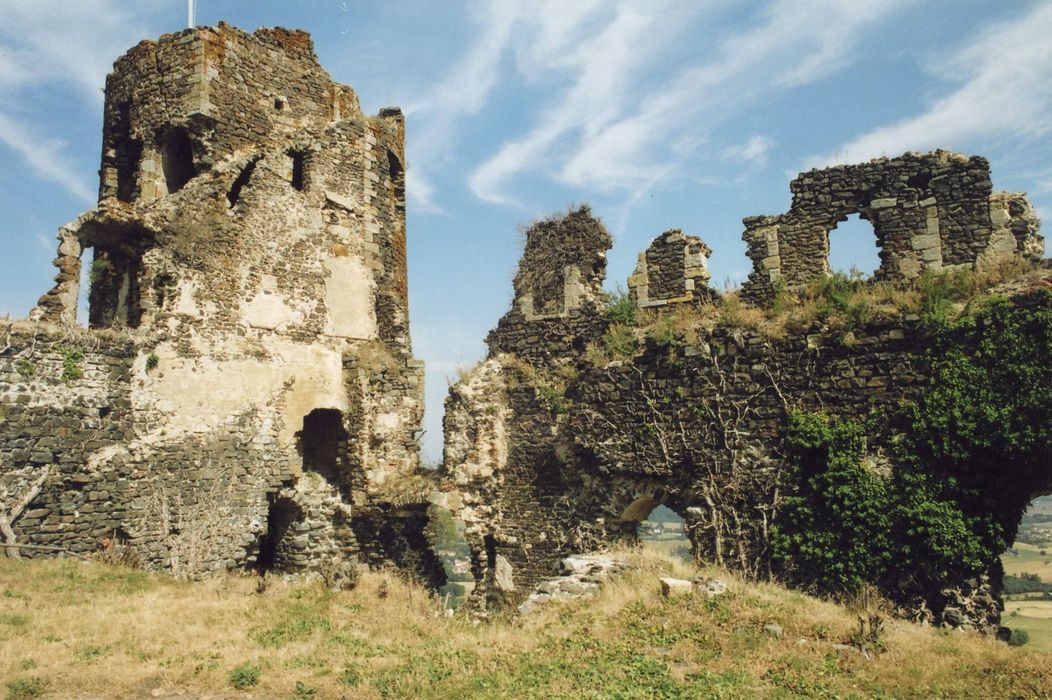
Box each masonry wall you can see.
[443,176,1046,631]
[2,26,439,586]
[740,151,1044,302]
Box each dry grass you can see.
[2,550,1050,698]
[624,257,1046,353]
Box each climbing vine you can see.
[772,290,1052,600]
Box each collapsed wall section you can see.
[486,206,611,364]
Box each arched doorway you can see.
[160,127,194,194]
[617,492,693,564]
[1000,495,1052,647]
[257,497,303,573]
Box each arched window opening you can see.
[387,149,404,209]
[161,127,194,194]
[115,138,143,203]
[620,495,660,522]
[257,497,304,573]
[85,245,145,329]
[76,251,92,328]
[1001,495,1052,646]
[828,213,881,279]
[430,507,473,609]
[297,408,349,494]
[618,494,691,564]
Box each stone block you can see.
[659,577,693,597]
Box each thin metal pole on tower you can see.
[187,0,195,28]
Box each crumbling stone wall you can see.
[443,159,1047,632]
[740,151,1044,302]
[1,25,441,586]
[486,206,611,364]
[628,229,714,308]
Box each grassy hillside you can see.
[1,551,1050,699]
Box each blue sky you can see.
[1,1,1051,462]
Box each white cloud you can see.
[806,4,1052,168]
[0,1,161,201]
[722,135,774,168]
[469,0,693,204]
[402,1,529,211]
[468,0,908,207]
[0,0,155,100]
[0,113,95,203]
[405,167,442,215]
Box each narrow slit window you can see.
[289,150,305,191]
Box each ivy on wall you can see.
[772,290,1052,600]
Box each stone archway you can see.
[257,497,304,574]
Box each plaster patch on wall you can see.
[142,341,346,447]
[324,255,378,340]
[244,275,304,330]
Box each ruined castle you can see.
[1,25,1049,634]
[0,25,440,585]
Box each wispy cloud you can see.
[805,3,1052,168]
[721,135,774,169]
[0,0,157,201]
[0,0,154,100]
[402,1,533,210]
[469,0,694,205]
[466,0,908,207]
[0,113,95,203]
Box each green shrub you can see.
[88,258,112,284]
[228,662,261,689]
[602,323,638,359]
[770,412,893,595]
[774,292,1052,602]
[56,346,84,383]
[899,292,1052,555]
[145,352,159,372]
[1008,629,1030,647]
[14,359,35,378]
[914,267,985,326]
[604,287,636,325]
[536,382,567,415]
[809,269,873,327]
[5,677,46,700]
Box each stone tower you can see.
[1,25,442,585]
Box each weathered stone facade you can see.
[486,206,611,365]
[0,25,441,585]
[628,229,714,308]
[442,166,1049,632]
[740,150,1044,302]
